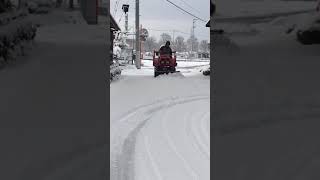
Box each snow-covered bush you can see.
[202,67,210,76]
[0,0,14,14]
[110,61,122,82]
[0,10,28,26]
[0,19,37,67]
[295,15,320,44]
[26,0,55,14]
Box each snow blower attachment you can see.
[153,50,180,77]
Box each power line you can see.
[113,0,118,16]
[114,0,123,17]
[176,0,202,15]
[118,11,124,24]
[164,0,206,22]
[113,0,120,16]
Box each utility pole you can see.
[124,10,128,32]
[122,4,129,63]
[191,19,197,52]
[172,30,176,48]
[135,0,141,69]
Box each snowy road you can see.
[135,98,209,180]
[110,60,210,180]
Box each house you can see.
[206,0,215,28]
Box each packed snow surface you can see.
[110,60,210,180]
[213,8,320,180]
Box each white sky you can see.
[109,0,210,42]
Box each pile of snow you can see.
[214,10,320,46]
[24,9,87,27]
[253,12,320,33]
[215,0,317,18]
[214,23,259,36]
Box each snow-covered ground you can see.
[110,60,210,180]
[0,9,108,180]
[2,0,320,179]
[215,0,317,18]
[213,6,320,179]
[111,1,320,179]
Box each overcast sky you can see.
[109,0,210,42]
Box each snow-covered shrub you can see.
[0,0,14,14]
[110,59,122,82]
[0,10,28,26]
[202,67,210,76]
[295,14,320,45]
[27,0,55,14]
[0,19,37,66]
[110,64,122,82]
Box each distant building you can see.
[206,0,215,28]
[198,52,210,59]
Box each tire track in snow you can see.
[161,107,200,180]
[192,112,210,159]
[143,135,164,180]
[200,112,210,148]
[186,110,211,160]
[114,94,208,124]
[111,95,209,180]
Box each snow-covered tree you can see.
[199,40,209,53]
[187,35,199,52]
[159,33,172,46]
[145,36,158,52]
[175,36,186,52]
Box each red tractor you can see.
[153,50,178,77]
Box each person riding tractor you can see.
[159,41,172,56]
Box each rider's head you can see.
[165,41,170,47]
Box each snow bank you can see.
[215,0,317,18]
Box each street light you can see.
[122,4,129,13]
